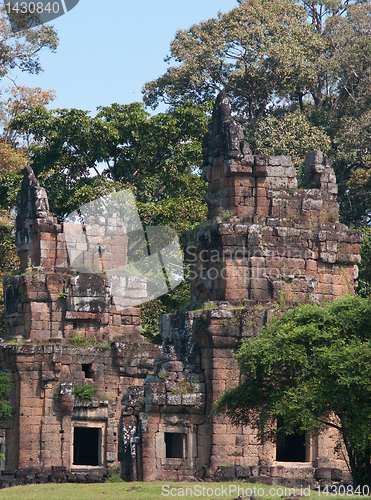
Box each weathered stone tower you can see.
[5,165,145,342]
[120,91,361,484]
[0,167,162,478]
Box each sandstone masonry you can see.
[119,92,361,484]
[0,91,362,487]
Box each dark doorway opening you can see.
[276,425,306,462]
[165,432,187,459]
[82,363,94,379]
[73,427,100,466]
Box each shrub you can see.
[72,384,98,400]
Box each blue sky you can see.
[9,0,238,114]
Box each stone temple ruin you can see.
[0,92,362,486]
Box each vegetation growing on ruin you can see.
[72,384,98,400]
[0,371,11,419]
[171,378,196,394]
[215,295,371,488]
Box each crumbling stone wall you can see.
[193,91,360,305]
[189,92,359,479]
[0,166,162,475]
[122,322,206,481]
[3,166,146,343]
[0,91,362,485]
[0,342,161,473]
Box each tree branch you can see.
[318,418,343,432]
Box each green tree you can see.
[143,0,322,119]
[0,7,58,81]
[143,0,368,115]
[247,109,331,178]
[215,295,371,487]
[10,101,209,220]
[0,85,56,145]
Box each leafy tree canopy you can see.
[246,109,331,176]
[9,101,209,221]
[143,0,323,120]
[215,295,371,487]
[143,0,370,115]
[0,85,56,144]
[0,7,58,82]
[0,86,55,211]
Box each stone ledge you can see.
[0,467,107,488]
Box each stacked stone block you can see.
[186,217,360,305]
[63,216,128,275]
[122,334,206,481]
[3,273,144,342]
[0,166,164,475]
[187,93,361,306]
[1,90,363,485]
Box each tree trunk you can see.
[298,93,304,112]
[312,78,323,108]
[343,435,371,489]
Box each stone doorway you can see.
[276,431,306,462]
[73,425,103,467]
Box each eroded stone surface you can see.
[1,92,361,485]
[4,168,147,343]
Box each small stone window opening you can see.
[165,432,187,459]
[82,363,94,379]
[73,427,101,466]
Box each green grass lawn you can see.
[0,481,369,500]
